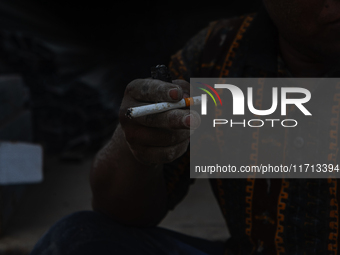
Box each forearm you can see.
[90,124,168,227]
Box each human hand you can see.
[119,78,201,165]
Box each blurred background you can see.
[0,1,262,254]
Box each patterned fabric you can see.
[164,6,340,255]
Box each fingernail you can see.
[169,89,178,100]
[183,114,192,128]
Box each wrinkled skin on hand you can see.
[119,78,201,165]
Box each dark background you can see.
[0,0,263,154]
[0,1,263,252]
[0,0,263,81]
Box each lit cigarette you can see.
[126,96,201,118]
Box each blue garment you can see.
[30,211,225,255]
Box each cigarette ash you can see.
[126,108,133,119]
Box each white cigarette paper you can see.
[126,96,201,118]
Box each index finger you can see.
[126,78,183,103]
